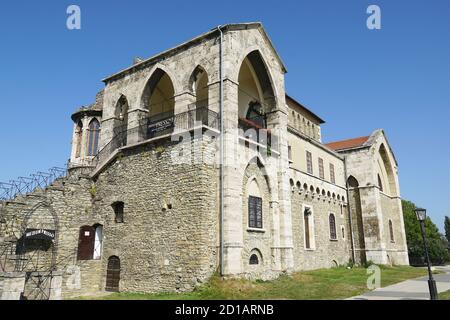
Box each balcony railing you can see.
[93,107,219,166]
[238,117,278,151]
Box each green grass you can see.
[72,265,428,300]
[439,289,450,300]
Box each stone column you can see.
[360,185,387,264]
[127,108,148,145]
[173,92,196,133]
[220,80,244,275]
[276,120,295,271]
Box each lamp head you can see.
[414,208,427,222]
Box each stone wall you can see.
[92,132,219,293]
[290,185,351,270]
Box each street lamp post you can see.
[414,207,439,300]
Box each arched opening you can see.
[141,69,175,138]
[347,175,359,188]
[75,121,83,158]
[249,254,259,265]
[249,249,263,266]
[237,51,276,143]
[106,256,121,292]
[379,144,398,196]
[87,119,100,156]
[189,66,209,126]
[113,95,129,147]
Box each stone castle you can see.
[0,22,408,300]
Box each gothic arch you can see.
[113,95,129,145]
[237,50,277,126]
[347,175,359,188]
[188,65,209,109]
[243,156,274,197]
[141,67,177,118]
[87,118,101,156]
[378,143,398,196]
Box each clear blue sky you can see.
[0,1,449,230]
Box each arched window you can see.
[347,175,359,188]
[75,121,83,158]
[341,226,345,239]
[112,202,124,223]
[378,174,383,192]
[114,95,129,147]
[249,254,259,265]
[87,119,100,156]
[329,214,337,240]
[304,206,314,249]
[389,220,394,242]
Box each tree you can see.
[445,216,450,243]
[402,200,450,265]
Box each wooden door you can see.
[77,226,95,260]
[106,256,121,292]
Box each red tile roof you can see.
[326,136,370,151]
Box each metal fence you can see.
[0,167,67,202]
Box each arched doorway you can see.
[141,69,175,139]
[106,256,121,292]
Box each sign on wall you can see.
[24,229,56,241]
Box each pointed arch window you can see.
[329,214,337,240]
[87,119,100,156]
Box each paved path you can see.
[348,265,450,300]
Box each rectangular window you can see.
[288,145,292,162]
[318,158,324,179]
[330,163,336,184]
[306,151,313,174]
[248,196,263,229]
